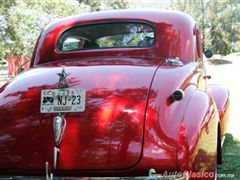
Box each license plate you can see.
[40,88,86,113]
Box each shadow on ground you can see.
[218,133,240,179]
[209,59,232,65]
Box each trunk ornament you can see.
[52,68,69,169]
[53,114,66,146]
[52,114,65,169]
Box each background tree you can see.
[78,0,128,11]
[0,0,15,14]
[6,0,84,57]
[170,0,208,49]
[207,0,231,56]
[0,0,16,60]
[0,0,128,73]
[170,0,240,56]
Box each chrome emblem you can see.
[52,68,69,169]
[57,68,69,89]
[53,115,66,146]
[165,57,183,66]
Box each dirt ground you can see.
[206,53,240,140]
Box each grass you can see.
[218,133,240,179]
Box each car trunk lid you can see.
[0,57,162,170]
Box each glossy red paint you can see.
[0,10,229,178]
[207,86,230,137]
[31,10,197,67]
[0,58,160,170]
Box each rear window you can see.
[57,22,155,52]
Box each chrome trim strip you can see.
[221,135,226,148]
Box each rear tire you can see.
[217,124,222,164]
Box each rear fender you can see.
[207,85,230,136]
[177,90,219,173]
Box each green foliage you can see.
[0,16,8,59]
[79,0,101,11]
[0,0,129,62]
[106,0,129,10]
[78,0,128,11]
[207,0,231,56]
[22,0,83,17]
[5,0,85,57]
[0,0,15,14]
[170,0,240,56]
[0,0,15,60]
[218,133,240,178]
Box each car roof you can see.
[49,9,194,28]
[31,9,198,66]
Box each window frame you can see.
[56,20,156,52]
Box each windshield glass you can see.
[57,22,155,52]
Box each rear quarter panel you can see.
[178,90,219,174]
[207,85,230,137]
[132,61,216,174]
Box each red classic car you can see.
[0,10,229,179]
